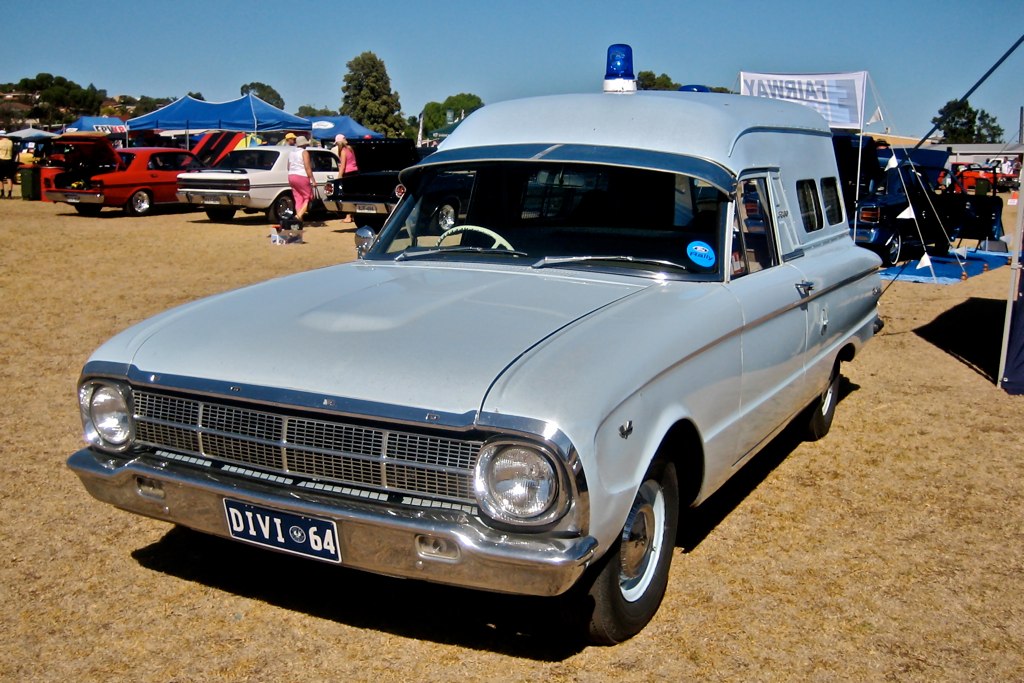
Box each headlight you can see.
[474,441,560,525]
[80,380,134,451]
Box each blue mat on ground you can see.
[880,249,1015,284]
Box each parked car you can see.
[853,153,1003,265]
[322,138,428,225]
[68,51,882,644]
[940,162,1019,194]
[176,145,339,222]
[43,134,202,216]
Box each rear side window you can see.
[821,177,844,225]
[796,179,823,232]
[217,150,278,171]
[310,151,339,173]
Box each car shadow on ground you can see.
[914,296,1006,382]
[130,380,857,659]
[133,527,591,660]
[53,205,203,219]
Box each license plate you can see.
[202,196,224,205]
[65,195,80,203]
[355,204,377,213]
[223,499,341,563]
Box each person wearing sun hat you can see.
[285,133,315,221]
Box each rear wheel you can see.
[881,231,902,266]
[125,189,153,216]
[804,364,840,441]
[204,207,237,222]
[266,194,294,223]
[584,460,679,644]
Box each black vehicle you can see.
[833,134,1003,266]
[323,138,431,225]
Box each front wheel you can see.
[125,189,153,216]
[584,460,679,644]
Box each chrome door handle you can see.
[795,281,815,297]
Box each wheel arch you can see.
[651,419,705,509]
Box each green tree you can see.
[977,110,1005,143]
[131,96,174,117]
[240,82,285,110]
[931,99,1004,143]
[340,52,407,137]
[637,71,680,91]
[186,91,205,101]
[296,104,337,117]
[420,93,484,136]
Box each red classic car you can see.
[938,161,1019,194]
[44,133,203,216]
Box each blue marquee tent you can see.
[127,94,310,132]
[63,116,128,134]
[307,116,381,141]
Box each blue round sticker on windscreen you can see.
[686,241,716,268]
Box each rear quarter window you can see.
[821,177,844,225]
[796,179,823,232]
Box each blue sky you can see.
[3,1,1022,139]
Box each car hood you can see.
[91,262,650,417]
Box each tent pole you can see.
[997,166,1024,389]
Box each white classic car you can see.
[176,145,339,222]
[69,47,882,644]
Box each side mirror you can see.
[354,226,377,259]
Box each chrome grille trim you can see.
[132,390,482,505]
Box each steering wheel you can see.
[436,224,515,251]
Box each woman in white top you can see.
[285,133,315,220]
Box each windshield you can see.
[368,162,728,279]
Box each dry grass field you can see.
[1,195,1022,682]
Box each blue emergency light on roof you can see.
[603,43,637,93]
[679,84,711,92]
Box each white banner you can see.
[739,71,867,130]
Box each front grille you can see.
[132,390,481,505]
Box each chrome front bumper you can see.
[67,448,598,596]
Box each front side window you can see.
[370,162,729,280]
[731,177,779,278]
[149,153,201,171]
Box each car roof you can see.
[436,91,830,172]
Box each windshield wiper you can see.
[531,255,689,272]
[394,246,529,261]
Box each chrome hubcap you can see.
[618,481,665,601]
[821,381,834,416]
